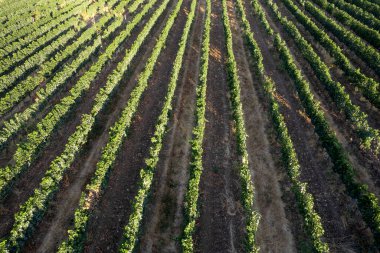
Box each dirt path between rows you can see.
[81,1,194,252]
[192,0,246,252]
[137,1,204,252]
[292,0,380,82]
[273,0,380,190]
[256,0,378,250]
[21,3,171,252]
[0,1,162,245]
[0,2,141,162]
[228,0,296,252]
[270,0,380,199]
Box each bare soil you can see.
[80,1,194,252]
[1,0,380,252]
[20,3,171,253]
[136,1,204,252]
[0,0,164,244]
[228,0,297,252]
[271,0,380,191]
[192,0,247,252]
[255,0,378,251]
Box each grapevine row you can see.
[128,0,146,13]
[0,0,46,28]
[239,0,329,251]
[259,0,380,247]
[0,0,121,115]
[119,0,196,250]
[267,0,380,153]
[0,0,88,59]
[279,0,380,110]
[311,0,380,49]
[0,0,66,40]
[342,0,380,17]
[301,0,380,76]
[222,0,260,251]
[0,0,158,199]
[327,0,380,30]
[0,27,79,95]
[0,19,94,95]
[0,0,126,149]
[56,0,179,251]
[180,0,210,251]
[0,0,83,49]
[0,0,104,75]
[0,0,168,251]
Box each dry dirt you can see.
[0,0,379,252]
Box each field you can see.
[0,0,379,252]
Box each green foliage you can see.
[254,0,380,247]
[0,0,100,90]
[0,0,86,52]
[281,0,380,110]
[327,0,380,30]
[0,4,117,116]
[312,0,380,48]
[181,0,210,252]
[0,24,77,92]
[273,32,380,248]
[119,2,198,251]
[0,0,127,148]
[303,1,380,76]
[56,0,183,251]
[0,0,169,250]
[341,0,380,17]
[240,0,328,251]
[0,0,153,200]
[222,0,260,251]
[267,0,380,153]
[127,0,144,13]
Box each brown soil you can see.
[270,0,380,198]
[192,0,246,252]
[20,3,171,253]
[228,0,297,252]
[292,1,380,83]
[81,1,194,252]
[0,0,164,243]
[248,0,377,251]
[136,1,204,252]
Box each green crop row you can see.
[258,0,380,246]
[268,0,380,153]
[311,0,380,49]
[222,0,260,251]
[0,0,58,36]
[119,0,196,251]
[341,0,380,17]
[302,1,380,76]
[0,0,130,148]
[0,0,74,46]
[0,0,156,200]
[240,0,329,251]
[57,0,181,251]
[273,32,380,248]
[181,0,210,252]
[0,0,88,64]
[327,0,380,30]
[280,0,380,110]
[0,0,166,251]
[0,0,120,115]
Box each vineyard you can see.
[0,0,379,252]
